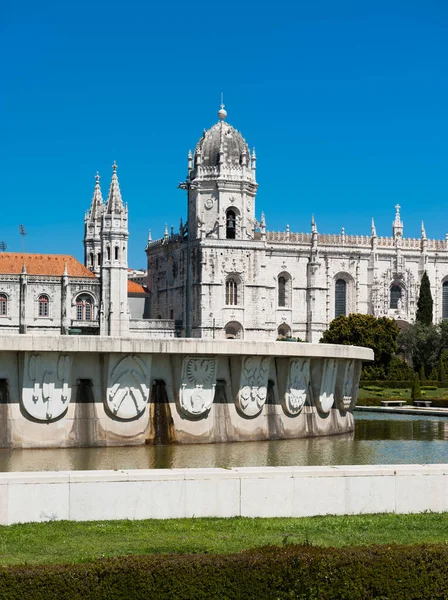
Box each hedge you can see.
[360,380,447,389]
[1,544,448,599]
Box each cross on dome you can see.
[218,93,227,120]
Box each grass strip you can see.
[0,512,447,566]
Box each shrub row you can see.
[360,379,447,389]
[357,397,448,407]
[1,544,448,599]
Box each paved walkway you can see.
[355,405,448,417]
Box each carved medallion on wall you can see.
[284,359,310,416]
[237,356,270,417]
[204,198,214,210]
[179,357,217,416]
[22,352,73,421]
[316,358,338,413]
[106,354,152,420]
[338,360,355,411]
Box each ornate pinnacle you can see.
[88,171,104,220]
[421,220,427,239]
[106,162,124,214]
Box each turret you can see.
[392,204,403,240]
[100,162,129,335]
[84,172,104,275]
[185,104,258,241]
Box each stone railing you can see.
[129,319,175,338]
[266,231,448,251]
[146,234,182,250]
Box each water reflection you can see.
[0,413,446,472]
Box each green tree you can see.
[397,323,440,377]
[411,372,422,400]
[320,314,399,373]
[416,271,433,326]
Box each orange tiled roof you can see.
[0,253,96,278]
[128,280,147,294]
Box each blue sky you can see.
[2,0,447,268]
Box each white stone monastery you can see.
[1,104,447,341]
[146,104,448,342]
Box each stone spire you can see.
[392,204,403,239]
[106,162,124,214]
[421,220,427,239]
[88,172,104,221]
[421,220,428,255]
[311,215,318,254]
[371,217,377,237]
[251,147,257,172]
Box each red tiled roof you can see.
[0,254,96,278]
[128,280,147,294]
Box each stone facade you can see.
[0,165,174,338]
[147,105,448,342]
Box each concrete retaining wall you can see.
[0,464,446,524]
[0,335,372,448]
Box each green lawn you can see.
[0,513,448,566]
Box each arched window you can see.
[335,279,347,317]
[226,210,236,239]
[226,278,238,305]
[76,294,94,321]
[278,276,286,307]
[277,324,291,339]
[89,252,94,267]
[225,321,243,339]
[390,285,402,309]
[38,295,49,317]
[114,246,119,260]
[443,282,448,319]
[107,247,111,261]
[0,294,7,316]
[97,253,101,267]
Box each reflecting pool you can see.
[0,412,447,472]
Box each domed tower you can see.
[186,104,258,241]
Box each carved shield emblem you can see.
[237,356,270,417]
[316,358,338,413]
[338,359,355,411]
[22,352,72,421]
[285,359,310,416]
[179,357,217,416]
[106,354,152,420]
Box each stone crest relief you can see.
[237,357,270,417]
[106,354,152,420]
[339,360,354,411]
[284,359,310,416]
[22,352,73,421]
[179,357,217,416]
[316,358,338,413]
